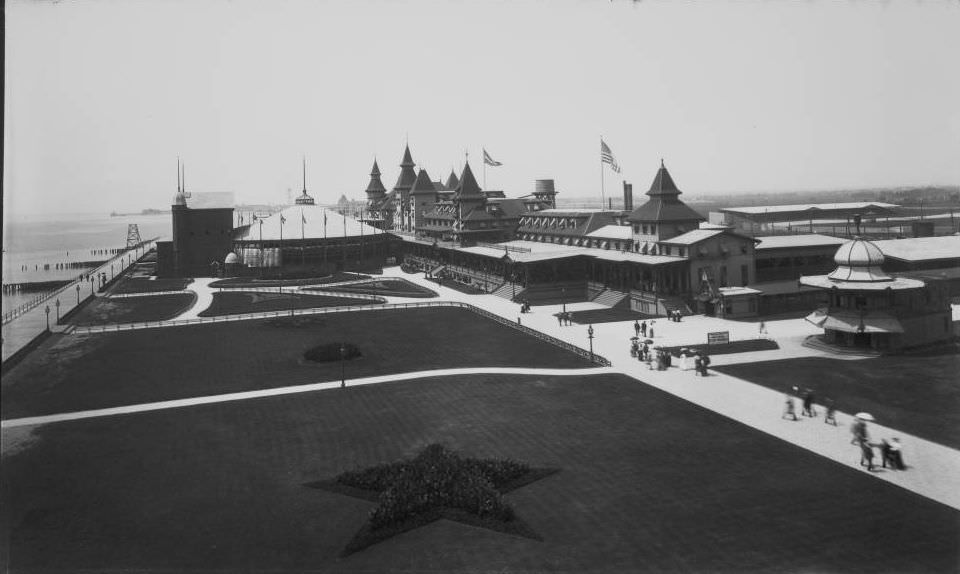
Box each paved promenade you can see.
[1,244,153,362]
[7,267,959,511]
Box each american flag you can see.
[280,214,286,224]
[483,149,502,167]
[600,139,621,173]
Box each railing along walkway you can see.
[69,300,611,366]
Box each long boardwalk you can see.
[5,266,959,511]
[1,243,154,362]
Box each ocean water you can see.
[2,212,171,313]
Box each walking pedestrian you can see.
[859,440,876,471]
[693,354,703,376]
[888,437,905,470]
[649,326,655,338]
[802,389,817,417]
[851,418,869,445]
[759,320,768,336]
[634,320,641,337]
[782,393,798,420]
[556,314,562,327]
[698,353,710,376]
[824,398,837,425]
[641,321,647,337]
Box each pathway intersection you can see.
[6,267,959,511]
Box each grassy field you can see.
[306,278,438,298]
[208,272,369,288]
[715,353,960,449]
[67,293,197,326]
[2,373,955,572]
[111,277,193,294]
[1,307,592,419]
[569,308,652,324]
[197,291,382,316]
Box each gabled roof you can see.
[660,228,758,246]
[409,168,437,196]
[455,161,483,199]
[445,170,460,191]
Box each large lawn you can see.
[111,277,193,294]
[1,307,592,419]
[715,352,960,449]
[67,293,197,326]
[197,291,383,316]
[1,374,956,572]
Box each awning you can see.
[804,308,828,327]
[429,265,446,276]
[817,310,904,334]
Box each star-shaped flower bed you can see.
[305,443,559,556]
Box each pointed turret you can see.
[409,168,437,195]
[646,159,681,197]
[365,159,387,198]
[455,161,483,199]
[392,145,418,192]
[444,169,460,191]
[627,160,705,229]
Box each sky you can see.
[4,0,959,215]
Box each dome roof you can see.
[827,237,891,282]
[224,252,239,264]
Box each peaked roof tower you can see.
[627,160,705,223]
[409,168,437,195]
[455,161,483,200]
[393,145,418,192]
[444,169,460,191]
[365,159,387,202]
[295,156,316,205]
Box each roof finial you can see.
[177,155,181,193]
[302,154,307,194]
[182,162,186,193]
[661,158,665,168]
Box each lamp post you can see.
[76,283,81,305]
[562,287,567,314]
[587,324,595,361]
[340,343,346,388]
[45,305,50,331]
[55,299,61,324]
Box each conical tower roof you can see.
[393,146,418,192]
[400,145,415,167]
[647,159,680,196]
[627,160,705,223]
[444,169,460,191]
[410,168,437,195]
[365,159,387,197]
[455,161,483,199]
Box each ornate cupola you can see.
[295,156,316,205]
[827,237,892,282]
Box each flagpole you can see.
[600,137,606,210]
[483,148,487,190]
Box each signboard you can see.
[707,331,730,345]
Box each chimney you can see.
[623,181,633,211]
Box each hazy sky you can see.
[4,0,959,215]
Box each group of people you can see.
[555,312,573,326]
[782,386,834,423]
[783,387,906,471]
[518,299,532,314]
[851,418,906,471]
[629,340,711,376]
[667,309,683,322]
[632,319,655,339]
